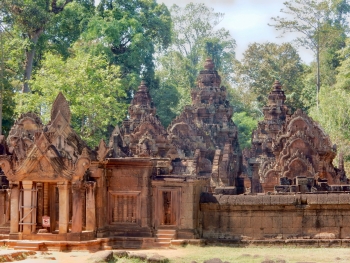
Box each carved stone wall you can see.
[246,81,346,193]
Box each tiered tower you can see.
[107,81,175,158]
[168,58,241,189]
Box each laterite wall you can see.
[200,193,350,240]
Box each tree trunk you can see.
[22,31,42,93]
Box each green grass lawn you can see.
[114,245,350,263]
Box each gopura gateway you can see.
[0,59,349,250]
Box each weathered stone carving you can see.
[167,58,242,190]
[246,81,346,193]
[0,93,91,182]
[106,81,175,159]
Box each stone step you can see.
[171,239,185,246]
[155,241,171,248]
[156,238,172,242]
[13,242,43,251]
[156,234,175,239]
[157,229,176,234]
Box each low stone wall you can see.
[200,193,350,240]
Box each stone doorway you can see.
[155,187,181,227]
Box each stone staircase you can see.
[155,229,176,248]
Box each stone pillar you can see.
[10,183,19,234]
[71,181,83,233]
[36,183,43,228]
[85,181,96,231]
[5,189,10,223]
[22,181,33,235]
[57,182,69,234]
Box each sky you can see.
[158,0,314,64]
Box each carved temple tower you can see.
[168,58,242,191]
[106,81,176,159]
[247,81,346,193]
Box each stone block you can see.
[227,195,237,205]
[305,194,318,204]
[282,214,293,227]
[261,215,273,228]
[326,194,339,205]
[250,214,263,228]
[270,195,279,205]
[340,227,350,239]
[272,216,282,229]
[292,215,303,229]
[339,194,350,204]
[218,195,229,205]
[240,216,251,228]
[262,195,271,205]
[279,195,295,205]
[229,215,242,228]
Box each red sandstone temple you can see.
[0,59,349,249]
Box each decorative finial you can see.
[204,58,215,70]
[273,80,282,90]
[138,80,148,92]
[51,92,71,123]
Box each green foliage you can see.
[270,0,350,106]
[310,38,350,172]
[15,46,128,146]
[85,0,172,93]
[0,0,80,92]
[232,112,259,150]
[154,3,236,126]
[234,42,305,112]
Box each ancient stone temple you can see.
[89,60,242,243]
[246,80,347,193]
[0,93,93,242]
[168,58,242,192]
[1,59,350,250]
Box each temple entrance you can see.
[155,187,181,227]
[162,191,173,225]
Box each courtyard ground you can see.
[2,245,350,262]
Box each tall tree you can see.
[154,3,236,126]
[270,0,350,108]
[234,42,305,112]
[85,0,172,96]
[15,45,128,146]
[310,38,350,172]
[0,0,77,93]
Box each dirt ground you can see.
[2,245,350,262]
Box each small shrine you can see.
[0,93,93,241]
[246,80,347,193]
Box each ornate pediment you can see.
[1,93,91,183]
[51,92,71,123]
